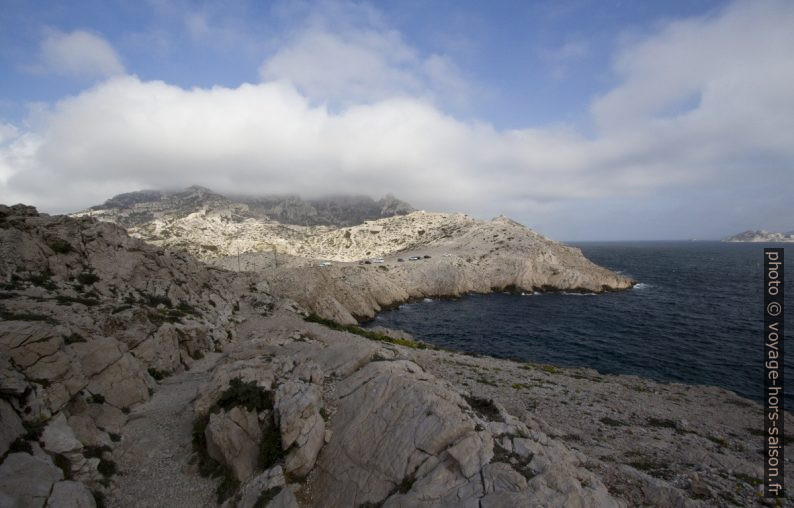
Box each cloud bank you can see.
[1,0,793,239]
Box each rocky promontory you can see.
[75,187,634,324]
[1,203,788,507]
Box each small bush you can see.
[254,487,282,508]
[77,272,100,285]
[463,395,503,422]
[28,271,56,290]
[600,417,627,427]
[97,459,117,477]
[83,445,111,459]
[143,293,172,308]
[147,368,170,381]
[109,433,121,442]
[0,304,56,324]
[88,393,105,404]
[215,378,273,413]
[8,437,32,454]
[92,491,106,508]
[57,295,99,307]
[177,301,198,315]
[22,420,47,441]
[48,239,74,254]
[259,419,283,470]
[647,418,676,429]
[304,314,429,350]
[63,332,86,344]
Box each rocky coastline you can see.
[1,203,790,507]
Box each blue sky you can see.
[1,0,792,240]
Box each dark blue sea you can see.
[364,242,793,410]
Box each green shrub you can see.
[0,304,56,324]
[147,368,170,381]
[83,445,112,459]
[53,454,72,479]
[48,239,74,254]
[28,271,56,290]
[97,459,117,477]
[143,293,172,308]
[63,332,86,344]
[259,419,283,470]
[177,301,198,315]
[215,378,273,413]
[77,272,100,285]
[57,295,99,307]
[254,487,282,507]
[304,314,429,349]
[88,393,105,404]
[647,418,676,429]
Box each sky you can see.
[0,0,792,241]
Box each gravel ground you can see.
[107,353,224,508]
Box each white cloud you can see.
[0,0,792,240]
[35,30,125,79]
[258,4,469,107]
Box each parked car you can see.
[423,255,431,259]
[373,258,385,263]
[408,256,421,261]
[397,258,404,262]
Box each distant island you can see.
[723,229,794,242]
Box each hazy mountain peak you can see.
[79,186,415,228]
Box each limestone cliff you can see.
[77,188,635,324]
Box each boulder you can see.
[204,407,262,481]
[85,354,153,409]
[236,466,286,508]
[312,360,476,506]
[0,453,63,507]
[0,399,24,456]
[46,481,96,507]
[0,352,30,397]
[41,413,83,456]
[274,381,325,477]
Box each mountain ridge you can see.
[85,186,415,228]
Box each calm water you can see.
[365,242,792,409]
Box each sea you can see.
[364,242,793,410]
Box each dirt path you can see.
[107,354,223,507]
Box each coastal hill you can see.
[723,229,794,242]
[74,186,634,323]
[1,203,788,507]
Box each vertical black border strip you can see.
[765,248,784,498]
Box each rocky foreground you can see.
[1,204,791,507]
